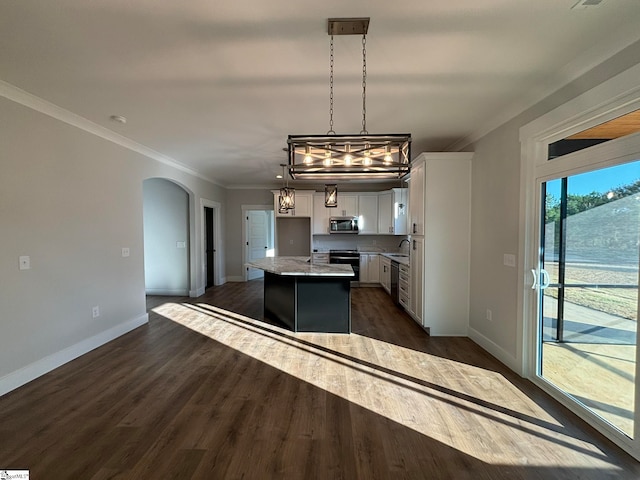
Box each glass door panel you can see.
[538,161,639,438]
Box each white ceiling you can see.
[2,0,640,187]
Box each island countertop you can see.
[247,256,354,277]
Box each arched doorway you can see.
[142,178,190,296]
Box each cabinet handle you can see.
[413,240,416,250]
[412,223,417,234]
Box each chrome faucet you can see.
[398,238,410,248]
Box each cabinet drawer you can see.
[399,295,409,309]
[312,253,329,264]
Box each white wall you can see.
[143,178,190,295]
[0,96,225,395]
[467,39,640,373]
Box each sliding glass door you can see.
[537,161,639,437]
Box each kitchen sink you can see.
[386,253,408,258]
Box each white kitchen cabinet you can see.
[312,194,332,234]
[357,194,378,234]
[312,252,329,264]
[407,152,472,336]
[408,236,424,325]
[408,161,425,235]
[336,194,358,217]
[273,191,313,217]
[377,191,393,234]
[399,263,410,310]
[359,254,380,284]
[379,256,391,293]
[378,188,408,235]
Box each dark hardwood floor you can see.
[1,280,638,479]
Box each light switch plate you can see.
[503,254,516,267]
[176,241,186,249]
[19,255,30,270]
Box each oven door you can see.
[329,256,360,281]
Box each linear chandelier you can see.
[287,18,411,180]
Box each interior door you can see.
[535,161,639,438]
[204,207,214,289]
[246,210,274,280]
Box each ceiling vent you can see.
[571,0,606,9]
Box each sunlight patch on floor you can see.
[150,301,622,469]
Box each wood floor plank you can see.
[0,281,639,478]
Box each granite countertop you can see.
[378,252,410,266]
[247,256,354,277]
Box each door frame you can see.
[519,62,640,459]
[200,199,223,289]
[241,204,274,282]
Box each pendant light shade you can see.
[325,184,338,207]
[278,164,295,211]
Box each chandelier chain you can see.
[361,34,367,135]
[328,35,335,135]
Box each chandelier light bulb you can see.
[344,145,352,166]
[384,145,392,164]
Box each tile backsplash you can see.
[312,234,409,254]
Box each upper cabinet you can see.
[309,188,408,235]
[273,190,313,217]
[337,194,358,217]
[312,194,332,234]
[357,194,378,234]
[408,161,425,235]
[378,188,407,235]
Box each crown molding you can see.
[445,32,640,152]
[0,80,224,187]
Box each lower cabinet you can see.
[399,263,410,310]
[408,237,424,326]
[359,254,380,284]
[312,252,329,264]
[379,256,391,293]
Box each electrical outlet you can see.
[19,255,31,270]
[176,241,186,249]
[122,247,130,257]
[92,306,100,318]
[486,309,493,321]
[290,240,294,245]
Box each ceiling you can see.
[1,0,640,188]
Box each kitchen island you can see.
[246,256,354,333]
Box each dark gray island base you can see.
[264,271,351,333]
[246,257,353,333]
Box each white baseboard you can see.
[190,286,206,297]
[468,326,522,375]
[145,288,189,296]
[226,276,245,282]
[0,313,149,397]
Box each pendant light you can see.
[287,18,411,180]
[325,184,338,207]
[278,164,295,212]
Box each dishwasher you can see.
[390,260,400,305]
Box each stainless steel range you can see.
[329,250,360,282]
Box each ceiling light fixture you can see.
[287,18,411,180]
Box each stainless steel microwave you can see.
[329,217,359,234]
